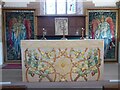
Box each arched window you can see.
[45,0,82,15]
[46,0,56,14]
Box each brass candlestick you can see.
[61,28,67,40]
[61,23,67,40]
[80,28,85,39]
[41,28,47,40]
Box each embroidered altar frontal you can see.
[21,40,104,82]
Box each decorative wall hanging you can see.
[3,8,36,62]
[55,18,68,35]
[86,8,118,61]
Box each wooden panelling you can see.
[36,15,86,36]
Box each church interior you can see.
[0,0,120,90]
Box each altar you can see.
[21,40,104,82]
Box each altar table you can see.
[21,40,104,82]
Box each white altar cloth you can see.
[21,40,104,82]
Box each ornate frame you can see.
[55,17,68,35]
[86,8,118,62]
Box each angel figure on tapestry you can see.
[91,15,115,58]
[7,15,32,60]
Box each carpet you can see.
[2,64,22,69]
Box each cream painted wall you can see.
[3,2,28,7]
[86,0,119,6]
[2,0,119,7]
[118,42,120,63]
[0,5,2,42]
[0,5,3,65]
[2,0,36,7]
[2,0,35,2]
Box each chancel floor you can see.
[1,63,119,89]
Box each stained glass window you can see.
[45,0,81,15]
[67,0,76,14]
[57,0,66,14]
[46,0,56,14]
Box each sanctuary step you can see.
[1,85,27,90]
[103,83,120,90]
